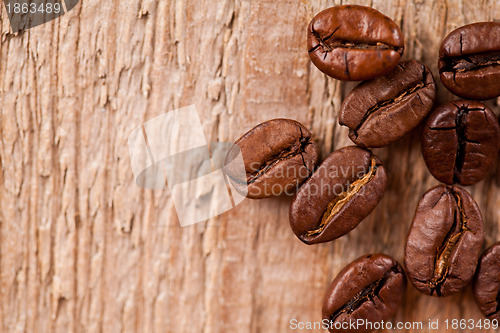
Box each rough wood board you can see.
[0,0,499,332]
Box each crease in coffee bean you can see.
[440,51,500,75]
[303,157,378,237]
[459,34,463,56]
[246,126,313,184]
[415,92,424,105]
[344,52,350,78]
[427,105,486,183]
[431,190,448,209]
[351,73,427,138]
[328,38,402,52]
[309,24,403,56]
[329,265,401,322]
[451,106,486,182]
[427,189,472,296]
[318,39,402,53]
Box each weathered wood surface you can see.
[0,0,499,332]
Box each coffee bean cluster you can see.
[224,5,500,332]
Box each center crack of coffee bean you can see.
[428,191,471,296]
[351,80,426,137]
[303,157,378,237]
[309,26,403,55]
[441,51,500,74]
[325,40,398,51]
[329,266,401,322]
[247,131,312,184]
[312,40,402,55]
[450,105,485,182]
[452,106,469,183]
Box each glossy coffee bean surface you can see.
[308,5,404,81]
[224,119,318,199]
[422,100,499,186]
[323,254,406,333]
[439,22,500,100]
[289,146,386,244]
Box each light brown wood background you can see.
[0,0,499,332]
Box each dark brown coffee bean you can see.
[307,5,404,81]
[322,254,406,333]
[289,146,386,244]
[405,185,483,297]
[339,60,436,148]
[438,22,500,100]
[473,243,500,321]
[422,100,500,186]
[224,119,318,199]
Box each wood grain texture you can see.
[0,0,499,332]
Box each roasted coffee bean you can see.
[289,146,386,244]
[307,5,404,81]
[224,119,318,199]
[322,254,406,333]
[473,243,500,321]
[405,185,483,297]
[438,22,500,100]
[340,60,436,148]
[422,100,500,186]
